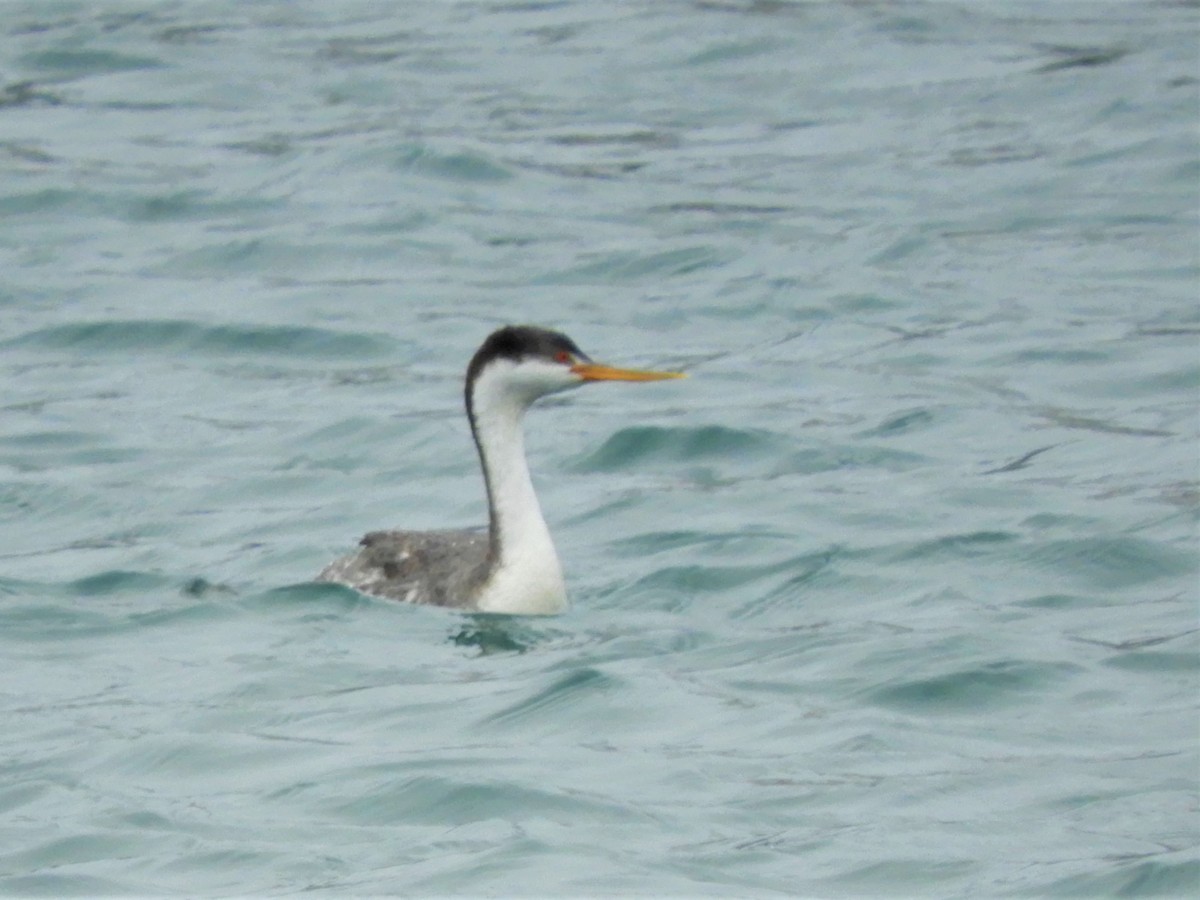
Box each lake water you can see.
[1,1,1197,896]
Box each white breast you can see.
[468,360,573,615]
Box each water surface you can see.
[1,2,1197,896]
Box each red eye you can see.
[555,350,572,364]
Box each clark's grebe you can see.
[317,325,683,614]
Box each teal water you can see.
[2,1,1198,896]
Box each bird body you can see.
[317,325,682,615]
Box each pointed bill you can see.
[571,362,686,382]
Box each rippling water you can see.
[2,2,1198,896]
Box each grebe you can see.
[317,325,683,614]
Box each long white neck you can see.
[468,368,567,615]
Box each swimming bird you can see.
[317,325,684,614]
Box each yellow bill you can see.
[571,362,686,382]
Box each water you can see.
[1,1,1197,896]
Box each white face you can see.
[506,356,584,403]
[472,356,583,419]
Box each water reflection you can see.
[450,615,563,654]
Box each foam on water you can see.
[1,1,1197,896]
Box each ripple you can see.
[323,770,645,829]
[538,246,734,284]
[731,548,844,618]
[70,570,169,596]
[777,443,928,475]
[483,667,619,728]
[607,527,796,557]
[627,556,802,600]
[577,424,789,472]
[0,187,281,222]
[21,48,164,75]
[686,38,781,67]
[888,531,1019,564]
[394,144,514,183]
[1024,536,1198,590]
[0,872,133,897]
[1102,649,1199,674]
[1033,44,1129,74]
[2,320,392,359]
[4,833,141,876]
[0,574,236,642]
[857,407,938,438]
[0,430,139,473]
[0,80,63,109]
[868,659,1082,714]
[1038,858,1200,896]
[239,582,375,618]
